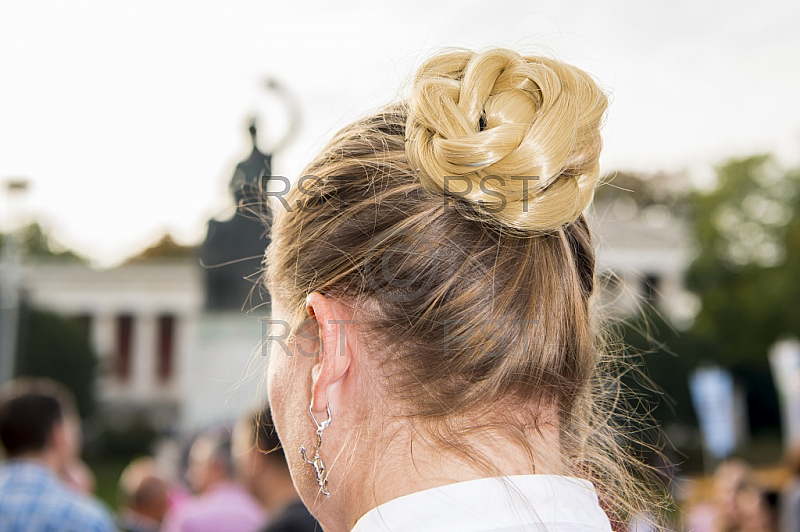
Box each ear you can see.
[304,292,354,417]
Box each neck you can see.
[321,418,565,532]
[14,451,61,474]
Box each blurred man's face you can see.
[186,437,223,494]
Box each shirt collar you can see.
[351,475,613,532]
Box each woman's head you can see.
[263,47,658,529]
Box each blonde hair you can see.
[264,48,666,527]
[405,49,606,232]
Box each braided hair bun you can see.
[405,48,608,232]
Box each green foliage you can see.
[688,155,800,366]
[0,222,87,263]
[682,155,800,436]
[614,309,704,429]
[610,155,800,454]
[83,456,128,511]
[16,307,97,417]
[92,416,158,461]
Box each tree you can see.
[15,306,98,417]
[603,157,800,454]
[685,155,800,434]
[689,156,800,357]
[0,222,87,263]
[2,223,95,416]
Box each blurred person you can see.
[714,459,755,530]
[712,458,775,532]
[157,440,191,511]
[686,498,717,532]
[0,378,115,532]
[757,489,779,532]
[233,408,319,532]
[118,456,171,532]
[733,488,777,532]
[781,442,800,532]
[62,457,97,494]
[263,47,665,532]
[161,427,266,532]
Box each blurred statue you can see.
[201,78,299,312]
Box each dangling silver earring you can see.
[300,402,332,496]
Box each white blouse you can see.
[350,474,613,532]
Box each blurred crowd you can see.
[8,377,800,531]
[0,378,319,532]
[676,454,800,532]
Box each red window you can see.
[115,315,134,381]
[157,315,175,382]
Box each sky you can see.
[2,1,800,266]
